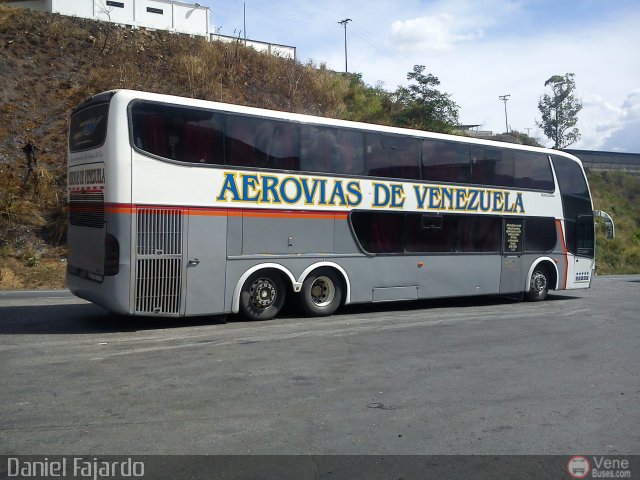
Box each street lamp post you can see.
[338,18,352,73]
[499,94,510,133]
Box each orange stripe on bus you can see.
[101,204,348,220]
[241,210,343,220]
[105,206,136,214]
[556,219,568,289]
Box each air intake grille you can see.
[69,192,105,228]
[134,208,183,315]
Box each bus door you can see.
[500,218,524,294]
[184,210,227,315]
[565,213,596,289]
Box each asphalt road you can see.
[1,276,639,455]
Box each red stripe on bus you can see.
[556,219,568,289]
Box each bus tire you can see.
[300,269,343,317]
[526,266,549,302]
[239,271,286,321]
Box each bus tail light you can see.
[105,234,120,276]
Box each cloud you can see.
[206,0,640,152]
[390,14,484,52]
[590,90,640,153]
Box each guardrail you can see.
[210,33,296,60]
[563,149,640,175]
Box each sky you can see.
[200,0,640,153]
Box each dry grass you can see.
[0,246,66,289]
[0,5,362,288]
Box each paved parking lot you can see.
[1,276,639,455]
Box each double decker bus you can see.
[67,90,613,320]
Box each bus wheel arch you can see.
[298,263,351,304]
[298,267,346,317]
[526,258,557,302]
[233,264,298,320]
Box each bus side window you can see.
[422,140,470,184]
[487,148,514,188]
[351,211,404,254]
[300,126,339,174]
[365,134,420,180]
[132,103,224,164]
[468,216,501,252]
[180,115,224,164]
[405,213,451,253]
[369,212,404,253]
[226,115,260,168]
[524,217,557,252]
[470,147,513,188]
[515,152,554,190]
[336,129,365,175]
[254,120,300,170]
[134,112,171,159]
[470,146,494,185]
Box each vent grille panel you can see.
[135,258,182,314]
[69,192,105,228]
[134,208,183,315]
[136,208,183,255]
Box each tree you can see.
[507,129,543,147]
[537,73,582,148]
[393,65,459,133]
[343,73,394,125]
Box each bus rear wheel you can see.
[526,267,549,302]
[300,269,343,317]
[240,271,286,321]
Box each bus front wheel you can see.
[300,269,343,317]
[240,271,286,321]
[526,267,549,302]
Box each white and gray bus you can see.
[67,90,613,320]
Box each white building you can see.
[5,0,211,37]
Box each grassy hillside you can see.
[0,5,635,288]
[588,171,640,274]
[0,5,388,288]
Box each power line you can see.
[210,0,409,78]
[349,21,399,58]
[214,0,336,26]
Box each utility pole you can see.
[499,94,510,133]
[243,2,246,44]
[338,18,352,73]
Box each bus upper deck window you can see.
[131,102,223,165]
[422,140,470,184]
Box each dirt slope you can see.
[0,5,349,288]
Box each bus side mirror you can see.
[594,210,615,240]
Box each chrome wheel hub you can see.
[531,272,547,294]
[310,276,335,307]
